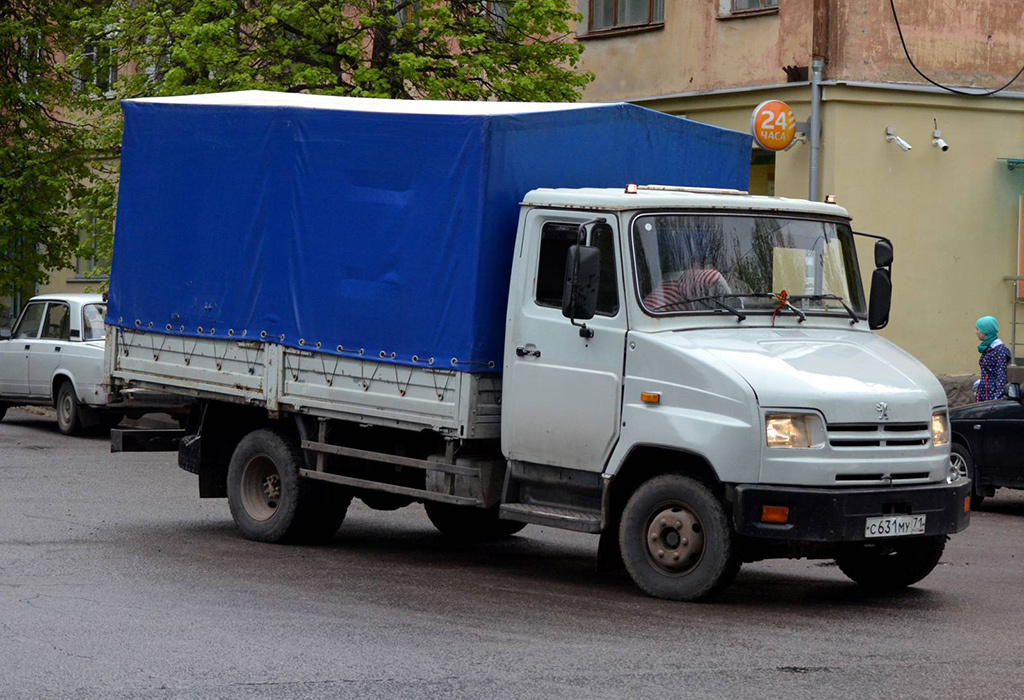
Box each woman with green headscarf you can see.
[974,315,1012,402]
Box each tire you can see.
[950,443,985,509]
[835,535,946,590]
[0,403,7,422]
[227,427,352,544]
[424,502,527,540]
[618,474,740,602]
[55,381,83,436]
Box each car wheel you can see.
[835,536,946,590]
[0,403,7,422]
[618,474,740,601]
[226,427,352,544]
[55,381,83,436]
[423,502,527,540]
[950,443,984,509]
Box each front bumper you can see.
[733,480,971,542]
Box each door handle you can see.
[24,344,30,350]
[54,346,61,352]
[515,346,541,358]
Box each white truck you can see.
[105,92,970,601]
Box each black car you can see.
[949,382,1024,508]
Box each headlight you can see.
[765,414,825,449]
[932,411,949,447]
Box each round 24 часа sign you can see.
[750,100,796,151]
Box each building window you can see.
[75,219,107,280]
[589,0,664,32]
[395,1,421,27]
[720,0,779,17]
[73,45,118,94]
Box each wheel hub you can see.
[949,453,969,480]
[645,505,705,575]
[240,454,281,521]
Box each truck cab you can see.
[498,185,969,599]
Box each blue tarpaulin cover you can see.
[109,91,750,372]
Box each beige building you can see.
[579,0,1024,378]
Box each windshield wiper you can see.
[683,296,747,322]
[789,294,860,325]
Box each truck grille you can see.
[826,422,930,449]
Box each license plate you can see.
[864,514,926,538]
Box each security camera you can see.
[932,129,949,152]
[885,127,912,152]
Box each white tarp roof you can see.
[126,89,611,115]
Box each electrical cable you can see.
[890,0,1024,97]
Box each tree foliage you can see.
[0,1,97,304]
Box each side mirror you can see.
[1005,383,1022,401]
[868,268,891,330]
[874,239,893,268]
[562,244,601,322]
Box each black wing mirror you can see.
[1005,383,1022,401]
[864,237,894,330]
[874,239,894,268]
[562,244,601,323]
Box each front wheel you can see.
[618,474,740,601]
[950,443,984,509]
[227,428,352,544]
[835,535,946,590]
[0,403,7,422]
[424,502,526,540]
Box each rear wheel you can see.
[618,474,740,601]
[835,536,946,590]
[424,502,526,540]
[227,428,352,543]
[950,443,984,509]
[55,381,83,436]
[0,403,7,422]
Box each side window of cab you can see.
[534,222,619,316]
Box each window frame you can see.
[586,0,665,35]
[534,221,620,318]
[718,0,779,19]
[39,302,72,342]
[627,210,865,320]
[12,302,46,340]
[82,303,107,342]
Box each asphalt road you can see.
[2,408,1023,700]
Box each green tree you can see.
[71,0,592,282]
[0,1,101,304]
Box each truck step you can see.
[499,503,602,533]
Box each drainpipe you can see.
[809,0,828,202]
[809,57,824,201]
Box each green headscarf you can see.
[976,315,1000,353]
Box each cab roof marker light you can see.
[625,183,639,194]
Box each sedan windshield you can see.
[83,303,106,340]
[633,214,866,317]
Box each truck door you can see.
[502,211,626,473]
[29,302,71,398]
[0,302,45,396]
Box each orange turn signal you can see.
[964,496,970,514]
[640,392,661,404]
[761,505,790,524]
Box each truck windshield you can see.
[632,214,866,318]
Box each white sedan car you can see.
[0,294,185,435]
